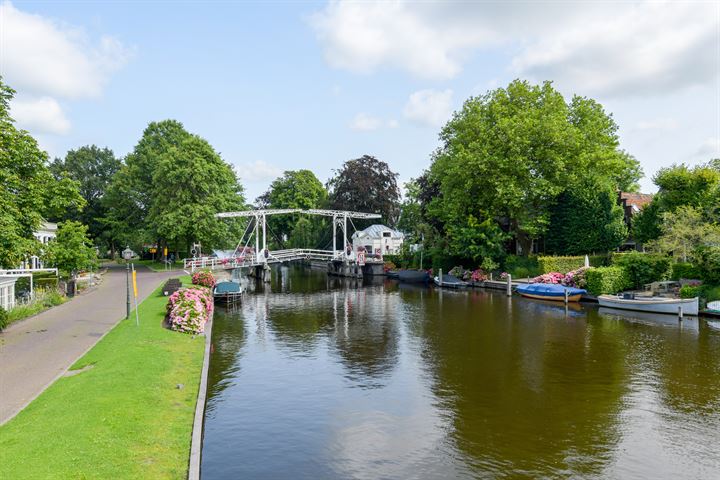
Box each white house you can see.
[19,221,57,270]
[351,224,404,256]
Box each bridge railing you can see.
[183,249,339,272]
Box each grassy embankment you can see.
[136,259,184,272]
[0,277,205,479]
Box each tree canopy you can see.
[0,77,84,268]
[43,221,98,276]
[327,155,400,226]
[424,79,642,259]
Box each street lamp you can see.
[122,246,134,320]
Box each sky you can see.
[1,0,719,201]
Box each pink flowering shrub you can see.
[563,267,590,288]
[532,272,566,284]
[166,287,214,334]
[192,271,216,288]
[471,269,488,282]
[499,272,509,280]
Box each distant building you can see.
[352,224,404,256]
[0,276,19,311]
[20,221,58,269]
[618,192,654,250]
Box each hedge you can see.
[671,262,702,281]
[585,266,631,295]
[695,245,720,284]
[537,255,610,274]
[611,252,671,289]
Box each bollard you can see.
[678,305,683,321]
[506,274,512,296]
[439,268,443,287]
[564,288,569,305]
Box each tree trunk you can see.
[515,230,533,257]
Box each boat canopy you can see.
[516,283,586,297]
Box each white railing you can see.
[183,249,339,271]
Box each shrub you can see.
[537,255,611,274]
[679,285,702,299]
[0,306,7,331]
[695,245,720,284]
[191,271,216,289]
[564,267,590,288]
[166,287,213,334]
[504,255,541,278]
[532,272,565,284]
[585,267,631,295]
[671,262,702,281]
[702,285,720,303]
[383,261,397,272]
[611,252,671,289]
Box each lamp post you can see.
[122,246,134,320]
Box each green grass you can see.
[6,289,67,326]
[0,277,205,479]
[136,259,184,272]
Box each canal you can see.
[201,266,720,479]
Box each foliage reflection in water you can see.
[201,266,720,479]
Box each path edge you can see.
[188,310,213,480]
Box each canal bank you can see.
[200,265,720,479]
[0,277,206,479]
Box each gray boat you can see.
[397,270,431,284]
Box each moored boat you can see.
[213,280,243,303]
[398,270,430,284]
[433,274,468,288]
[516,283,586,302]
[597,294,698,316]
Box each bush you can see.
[679,285,702,299]
[537,255,608,274]
[695,245,720,284]
[702,285,720,303]
[611,252,671,289]
[503,255,541,278]
[671,262,702,281]
[585,267,631,295]
[0,306,7,331]
[191,271,216,289]
[166,287,213,334]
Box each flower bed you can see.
[166,287,214,334]
[191,271,216,288]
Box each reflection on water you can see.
[201,266,720,479]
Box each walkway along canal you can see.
[200,266,720,479]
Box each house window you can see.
[383,232,391,238]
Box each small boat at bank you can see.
[597,294,698,316]
[386,270,399,279]
[516,283,586,302]
[398,270,431,284]
[434,274,468,288]
[213,280,243,303]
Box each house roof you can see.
[620,192,654,209]
[352,224,404,239]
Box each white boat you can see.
[597,294,698,316]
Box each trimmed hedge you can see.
[537,255,610,274]
[670,262,702,281]
[611,252,671,289]
[585,266,631,295]
[0,306,7,331]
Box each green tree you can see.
[43,221,98,276]
[327,155,401,226]
[257,170,328,247]
[545,180,627,255]
[0,77,84,268]
[428,79,640,256]
[645,206,720,262]
[50,145,121,252]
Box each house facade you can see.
[618,192,654,250]
[19,221,58,269]
[352,224,404,256]
[0,276,18,311]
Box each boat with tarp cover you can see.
[213,280,243,303]
[516,283,586,302]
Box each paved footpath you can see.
[0,264,179,424]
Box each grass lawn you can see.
[0,277,205,479]
[136,259,184,272]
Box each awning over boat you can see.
[516,283,586,297]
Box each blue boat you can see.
[213,280,243,303]
[516,283,586,302]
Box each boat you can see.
[701,300,720,318]
[516,283,586,302]
[433,274,468,288]
[597,294,698,316]
[397,270,430,284]
[598,307,700,331]
[213,280,243,303]
[386,270,400,279]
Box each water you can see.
[201,266,720,479]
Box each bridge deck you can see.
[184,249,338,271]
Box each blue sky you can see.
[2,1,719,201]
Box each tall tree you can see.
[50,145,121,250]
[327,155,400,226]
[42,221,98,277]
[428,79,641,256]
[645,206,720,262]
[0,77,84,268]
[545,180,627,255]
[257,170,327,247]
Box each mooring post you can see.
[506,274,512,297]
[439,268,443,287]
[564,288,569,305]
[678,305,683,321]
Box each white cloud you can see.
[237,160,283,182]
[403,89,453,127]
[695,138,720,159]
[349,113,398,131]
[634,117,679,132]
[310,1,718,97]
[0,1,132,99]
[10,95,70,134]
